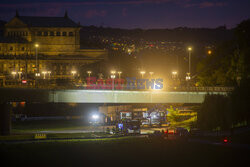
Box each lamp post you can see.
[42,71,47,79]
[140,71,145,78]
[18,71,22,80]
[188,47,192,75]
[87,71,92,77]
[35,43,40,77]
[110,71,116,90]
[47,71,51,79]
[111,74,116,90]
[71,70,77,78]
[11,71,17,79]
[117,71,122,79]
[172,71,177,79]
[149,72,154,78]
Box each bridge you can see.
[0,87,232,135]
[0,87,232,104]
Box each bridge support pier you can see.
[0,103,12,135]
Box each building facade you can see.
[0,12,106,86]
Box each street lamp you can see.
[117,71,122,79]
[208,50,212,55]
[42,71,47,79]
[187,47,192,75]
[149,72,154,78]
[111,74,116,90]
[87,71,92,77]
[35,73,40,77]
[47,71,51,79]
[111,70,116,75]
[71,70,77,76]
[140,71,146,78]
[18,71,22,80]
[172,71,177,79]
[35,43,40,77]
[186,73,191,81]
[11,71,17,79]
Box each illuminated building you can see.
[0,11,106,83]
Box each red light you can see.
[223,139,228,143]
[22,80,27,84]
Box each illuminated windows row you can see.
[8,31,28,37]
[36,31,74,37]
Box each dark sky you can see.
[0,0,250,29]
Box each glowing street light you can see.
[140,71,146,78]
[42,71,47,79]
[47,71,51,79]
[35,73,40,77]
[18,71,22,80]
[186,73,191,81]
[11,71,17,79]
[172,71,177,75]
[208,50,212,55]
[111,74,116,90]
[71,70,77,76]
[111,70,116,75]
[117,71,122,79]
[87,71,92,77]
[172,71,178,79]
[149,72,154,78]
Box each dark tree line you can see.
[198,78,250,130]
[197,19,250,130]
[196,19,250,86]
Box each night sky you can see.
[0,0,250,29]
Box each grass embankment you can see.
[0,132,121,141]
[1,137,249,167]
[0,120,116,141]
[11,119,91,133]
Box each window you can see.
[56,32,61,36]
[69,32,73,36]
[62,32,67,36]
[10,46,13,51]
[44,32,48,36]
[22,47,25,51]
[37,31,42,36]
[50,31,54,36]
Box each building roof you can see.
[17,15,79,28]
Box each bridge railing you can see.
[0,80,234,92]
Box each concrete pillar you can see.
[0,103,12,135]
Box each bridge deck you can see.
[0,88,229,103]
